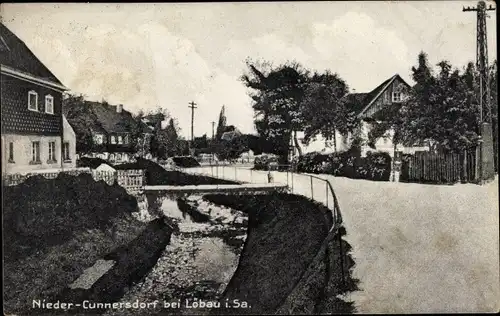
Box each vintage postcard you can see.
[1,1,498,315]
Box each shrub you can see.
[295,150,391,181]
[172,156,201,168]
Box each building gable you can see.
[357,74,411,119]
[0,23,64,87]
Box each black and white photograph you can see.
[1,1,498,315]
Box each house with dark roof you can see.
[1,23,76,174]
[293,74,429,158]
[63,99,153,163]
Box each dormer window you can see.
[45,95,54,114]
[28,91,38,111]
[392,92,402,103]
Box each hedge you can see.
[296,150,392,181]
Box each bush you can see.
[254,154,279,171]
[295,150,392,181]
[172,156,201,168]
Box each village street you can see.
[184,166,500,313]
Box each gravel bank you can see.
[104,195,248,316]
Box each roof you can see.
[86,102,137,134]
[0,23,64,86]
[344,74,411,117]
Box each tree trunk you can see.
[293,130,303,157]
[333,128,337,152]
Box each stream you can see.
[104,195,248,316]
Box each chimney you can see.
[117,104,123,113]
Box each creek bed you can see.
[104,195,248,316]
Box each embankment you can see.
[2,173,171,315]
[203,193,357,315]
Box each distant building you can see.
[1,23,76,175]
[64,100,152,164]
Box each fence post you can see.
[310,176,314,199]
[326,181,329,209]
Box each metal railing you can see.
[180,164,347,290]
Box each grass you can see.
[53,218,172,315]
[3,215,147,315]
[203,193,335,314]
[2,174,151,315]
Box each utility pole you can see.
[211,121,216,140]
[188,101,197,155]
[463,1,496,182]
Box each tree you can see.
[63,94,104,155]
[242,60,309,163]
[300,70,355,152]
[147,109,182,158]
[214,134,249,161]
[216,106,227,140]
[399,52,481,153]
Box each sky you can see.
[1,2,497,138]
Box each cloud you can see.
[311,12,411,91]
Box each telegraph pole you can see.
[211,121,216,139]
[463,1,496,182]
[188,101,197,155]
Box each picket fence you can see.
[400,149,477,184]
[3,168,146,195]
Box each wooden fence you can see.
[3,168,145,195]
[2,168,92,186]
[117,169,145,195]
[400,149,477,184]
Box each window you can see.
[28,91,38,111]
[8,142,14,162]
[111,135,117,144]
[31,141,40,163]
[116,153,122,161]
[48,141,57,162]
[94,134,104,144]
[45,95,54,114]
[124,134,129,144]
[117,135,123,144]
[63,142,71,161]
[392,92,402,102]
